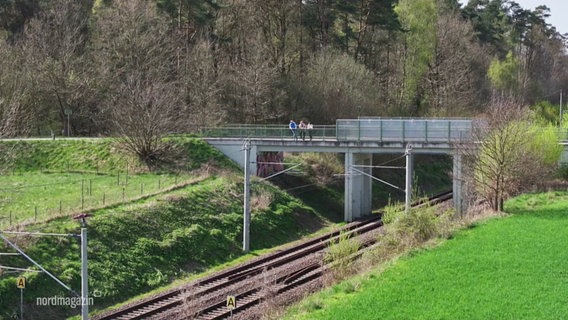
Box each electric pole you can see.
[405,144,413,213]
[243,140,251,252]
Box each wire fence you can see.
[0,170,191,228]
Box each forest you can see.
[0,0,566,138]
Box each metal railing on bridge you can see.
[200,124,337,140]
[200,118,474,144]
[336,118,474,143]
[199,119,568,145]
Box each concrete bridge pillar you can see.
[249,145,258,175]
[345,152,373,222]
[452,153,466,215]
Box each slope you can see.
[0,138,342,320]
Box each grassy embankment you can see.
[0,139,217,226]
[0,138,343,320]
[282,191,568,320]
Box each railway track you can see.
[94,217,382,320]
[94,191,452,320]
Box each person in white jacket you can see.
[307,122,313,141]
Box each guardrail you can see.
[199,119,568,144]
[336,118,473,143]
[200,124,337,140]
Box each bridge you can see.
[203,118,475,226]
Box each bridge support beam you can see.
[208,142,258,175]
[452,153,466,215]
[345,152,373,222]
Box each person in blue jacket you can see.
[289,120,298,141]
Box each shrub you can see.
[556,164,568,180]
[325,231,361,280]
[379,200,452,254]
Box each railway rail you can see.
[94,191,452,320]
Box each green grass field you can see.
[0,138,342,319]
[0,172,191,227]
[283,191,568,320]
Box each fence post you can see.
[9,211,12,226]
[89,179,92,196]
[141,183,144,195]
[103,192,106,206]
[60,200,62,215]
[81,179,84,210]
[35,206,37,221]
[122,187,125,201]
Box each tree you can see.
[224,41,286,123]
[300,49,382,123]
[179,39,226,128]
[21,0,95,136]
[91,0,185,168]
[487,51,520,95]
[352,0,401,61]
[530,100,560,126]
[462,98,562,211]
[394,0,437,114]
[108,75,183,168]
[156,0,221,43]
[0,41,33,137]
[461,0,511,57]
[212,1,289,123]
[333,0,357,53]
[423,8,490,115]
[0,0,41,40]
[513,5,566,105]
[302,0,335,49]
[252,0,297,74]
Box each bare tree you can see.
[0,0,94,137]
[91,0,184,168]
[224,41,286,123]
[109,75,183,169]
[461,97,561,211]
[0,83,31,137]
[424,11,490,116]
[21,0,95,136]
[0,52,29,137]
[178,39,226,128]
[213,0,288,123]
[301,49,381,123]
[252,0,296,74]
[0,41,33,137]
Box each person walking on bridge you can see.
[289,120,298,141]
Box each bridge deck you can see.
[201,118,475,145]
